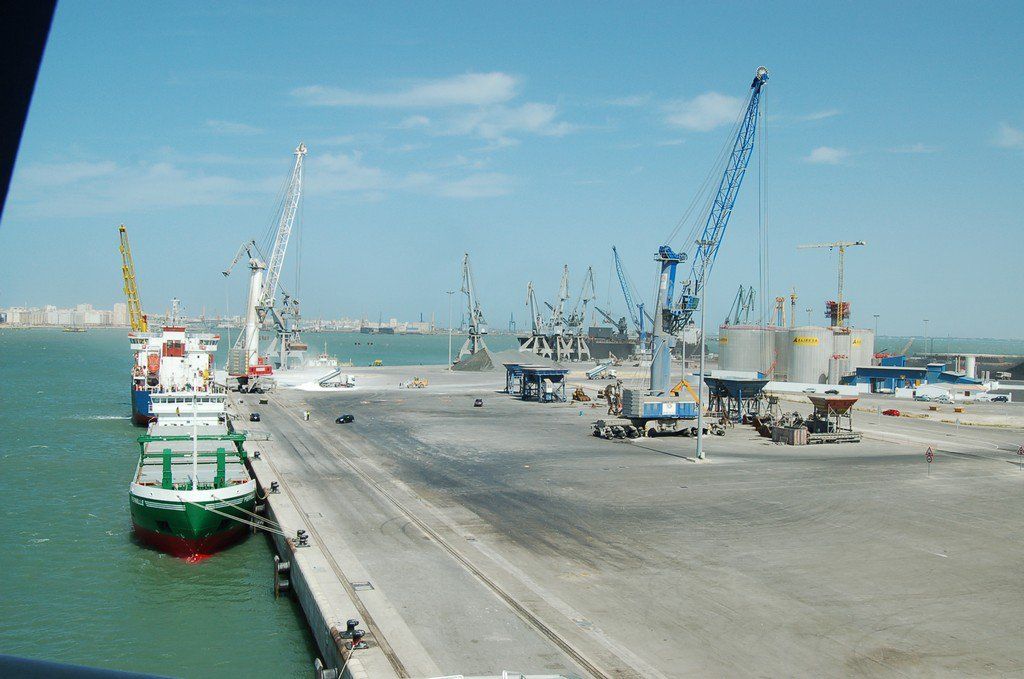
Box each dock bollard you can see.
[270,481,280,494]
[296,529,309,547]
[253,450,261,460]
[348,629,368,650]
[340,619,359,639]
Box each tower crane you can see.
[458,253,488,360]
[520,281,552,358]
[225,143,308,383]
[648,66,769,396]
[118,224,148,332]
[796,240,865,327]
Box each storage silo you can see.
[718,325,771,374]
[768,326,790,380]
[849,327,875,368]
[787,326,834,383]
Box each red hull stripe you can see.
[133,523,248,558]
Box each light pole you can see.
[924,318,930,355]
[695,245,710,461]
[446,290,455,370]
[873,314,879,336]
[806,307,813,326]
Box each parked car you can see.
[991,395,1009,402]
[882,409,901,417]
[249,413,261,422]
[825,389,839,395]
[335,414,354,424]
[802,387,816,393]
[473,398,484,407]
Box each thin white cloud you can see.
[663,92,742,131]
[9,160,266,217]
[447,103,575,146]
[804,146,849,165]
[437,172,513,198]
[307,152,387,194]
[995,123,1024,150]
[796,109,840,122]
[9,148,518,216]
[606,95,649,107]
[397,115,431,129]
[17,160,117,186]
[292,72,518,108]
[205,119,265,136]
[889,143,939,154]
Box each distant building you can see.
[113,303,128,326]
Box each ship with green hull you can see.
[129,392,256,558]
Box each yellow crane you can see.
[797,240,865,327]
[118,224,148,332]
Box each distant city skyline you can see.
[1,3,1022,338]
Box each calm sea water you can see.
[0,329,316,677]
[0,327,1010,676]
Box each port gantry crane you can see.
[612,245,654,354]
[648,66,769,397]
[225,143,308,384]
[723,285,756,326]
[458,253,488,360]
[118,224,148,332]
[520,281,553,358]
[562,265,595,362]
[796,240,865,327]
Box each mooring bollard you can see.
[270,481,280,494]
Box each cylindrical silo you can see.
[718,325,770,374]
[848,327,875,369]
[769,326,790,380]
[787,325,833,384]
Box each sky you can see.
[1,2,1022,338]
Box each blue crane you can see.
[612,245,653,350]
[649,66,769,394]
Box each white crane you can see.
[458,253,488,360]
[225,143,308,383]
[520,281,553,358]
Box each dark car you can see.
[825,389,839,395]
[991,395,1009,402]
[473,398,484,407]
[335,414,354,424]
[249,413,261,422]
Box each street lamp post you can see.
[924,318,930,355]
[695,245,710,461]
[446,290,455,370]
[806,307,813,326]
[873,313,879,336]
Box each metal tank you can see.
[848,327,875,368]
[787,326,834,384]
[718,325,773,374]
[767,326,790,380]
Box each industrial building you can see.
[847,357,982,392]
[718,323,875,384]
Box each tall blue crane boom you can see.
[612,246,641,331]
[649,66,769,394]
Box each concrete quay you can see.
[238,363,1024,677]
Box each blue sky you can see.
[1,2,1021,337]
